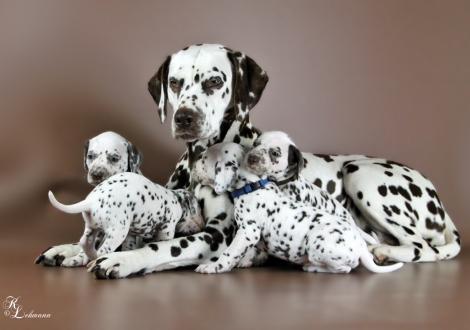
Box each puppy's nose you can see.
[175,108,195,129]
[90,168,107,181]
[246,154,260,165]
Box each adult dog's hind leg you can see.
[342,160,445,263]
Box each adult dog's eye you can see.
[170,79,180,88]
[271,151,280,157]
[210,77,221,86]
[203,77,223,89]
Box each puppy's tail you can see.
[360,251,404,273]
[48,191,90,214]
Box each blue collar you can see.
[230,178,269,198]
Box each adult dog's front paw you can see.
[86,252,145,279]
[195,263,227,274]
[34,244,81,266]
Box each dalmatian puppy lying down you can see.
[247,131,379,246]
[35,131,144,266]
[48,172,204,267]
[192,142,404,274]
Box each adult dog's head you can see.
[148,44,269,142]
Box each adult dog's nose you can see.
[175,108,195,130]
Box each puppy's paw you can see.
[61,254,89,267]
[195,263,225,274]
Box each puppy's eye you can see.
[87,154,93,160]
[108,155,121,163]
[271,151,281,157]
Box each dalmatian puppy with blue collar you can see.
[36,44,459,279]
[35,131,144,267]
[192,142,403,274]
[47,172,204,269]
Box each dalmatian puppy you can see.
[35,131,143,266]
[37,44,458,279]
[48,172,204,268]
[250,131,460,263]
[246,131,378,246]
[192,142,403,274]
[84,131,143,186]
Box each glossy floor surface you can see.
[0,243,468,330]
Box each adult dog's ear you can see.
[148,55,171,123]
[288,144,304,177]
[213,161,238,195]
[84,140,90,171]
[227,51,269,120]
[126,141,143,173]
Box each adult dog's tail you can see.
[360,251,404,273]
[48,191,90,214]
[435,212,461,260]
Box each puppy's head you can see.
[245,131,303,181]
[174,189,205,235]
[148,44,269,142]
[84,131,142,186]
[192,142,245,194]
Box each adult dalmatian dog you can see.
[35,131,143,266]
[36,44,460,278]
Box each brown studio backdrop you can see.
[0,0,469,250]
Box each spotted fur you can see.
[84,131,142,186]
[36,44,458,278]
[48,173,204,268]
[247,131,378,246]
[84,44,270,278]
[193,143,403,274]
[252,131,460,263]
[34,131,143,266]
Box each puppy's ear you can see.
[176,190,199,215]
[148,55,171,123]
[126,142,143,173]
[214,161,238,195]
[84,140,90,171]
[288,145,304,177]
[226,50,269,121]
